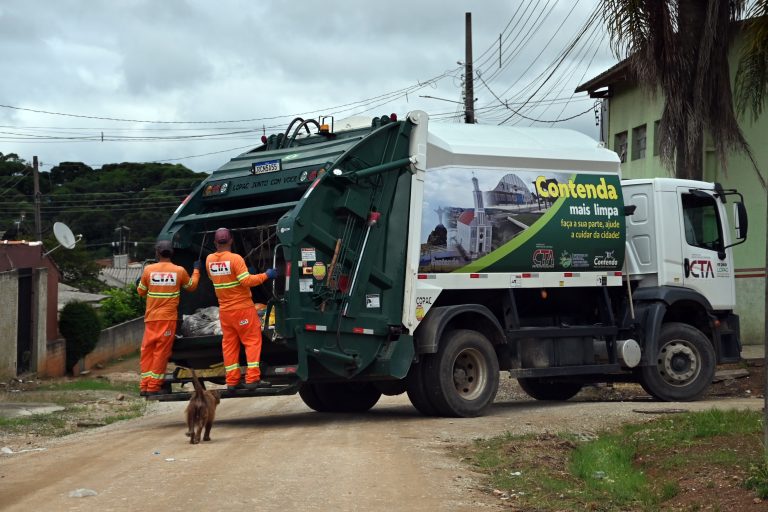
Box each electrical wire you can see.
[0,69,457,125]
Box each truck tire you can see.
[373,380,408,396]
[298,382,331,412]
[406,359,440,416]
[517,378,583,401]
[300,382,382,413]
[640,322,715,401]
[423,329,500,418]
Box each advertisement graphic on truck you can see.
[419,168,625,273]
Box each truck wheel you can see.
[373,380,407,396]
[423,329,499,418]
[517,378,583,401]
[298,382,331,412]
[406,358,440,416]
[306,382,382,412]
[640,322,715,401]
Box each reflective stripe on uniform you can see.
[138,283,148,291]
[236,271,250,282]
[246,361,260,368]
[147,291,181,298]
[214,281,240,289]
[225,363,240,372]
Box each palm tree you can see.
[601,0,766,185]
[601,0,768,456]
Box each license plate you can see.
[251,159,281,175]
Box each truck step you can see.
[146,383,300,402]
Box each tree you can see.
[59,301,102,372]
[601,0,768,456]
[601,0,767,184]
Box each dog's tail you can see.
[190,368,204,395]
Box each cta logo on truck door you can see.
[208,261,232,276]
[689,259,714,278]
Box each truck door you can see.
[677,188,735,310]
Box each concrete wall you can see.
[81,317,144,371]
[44,339,66,377]
[0,270,19,380]
[32,267,48,376]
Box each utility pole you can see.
[464,12,475,124]
[32,156,42,242]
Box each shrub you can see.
[60,301,102,372]
[100,285,145,327]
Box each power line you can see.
[477,71,598,123]
[0,70,457,125]
[494,8,601,125]
[0,169,31,198]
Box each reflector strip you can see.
[302,178,322,199]
[469,273,488,279]
[305,324,327,331]
[417,274,436,279]
[614,271,623,276]
[352,327,374,335]
[273,366,298,374]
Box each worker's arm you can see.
[233,257,270,288]
[181,263,201,292]
[137,269,149,297]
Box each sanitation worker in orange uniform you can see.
[206,227,277,390]
[137,240,200,396]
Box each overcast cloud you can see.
[0,0,617,173]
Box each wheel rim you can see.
[657,339,700,386]
[452,347,487,400]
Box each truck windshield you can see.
[681,193,723,252]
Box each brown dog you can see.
[185,369,221,444]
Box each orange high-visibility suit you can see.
[205,251,269,386]
[137,262,199,393]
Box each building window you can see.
[614,131,628,163]
[632,124,647,160]
[653,120,660,156]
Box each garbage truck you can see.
[151,110,748,417]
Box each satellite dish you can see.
[53,222,77,249]
[44,222,82,256]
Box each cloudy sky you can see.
[0,0,616,174]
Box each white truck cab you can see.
[623,178,747,311]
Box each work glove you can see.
[265,268,278,279]
[193,260,201,271]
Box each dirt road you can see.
[0,391,762,512]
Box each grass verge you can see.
[1,378,145,439]
[462,409,764,511]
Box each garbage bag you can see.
[181,306,222,336]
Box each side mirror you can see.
[733,202,748,240]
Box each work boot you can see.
[139,390,148,397]
[226,382,244,391]
[243,380,271,389]
[145,391,161,398]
